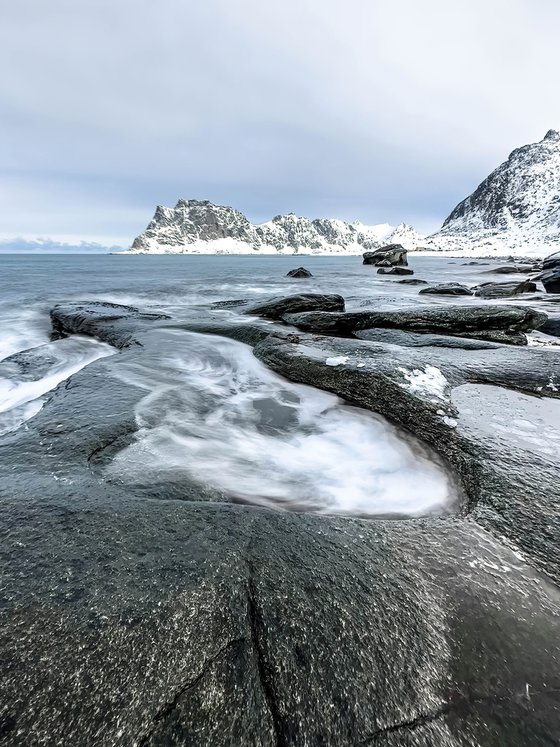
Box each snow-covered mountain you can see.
[125,199,422,255]
[427,129,560,255]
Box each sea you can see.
[0,253,551,517]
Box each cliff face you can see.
[129,200,414,255]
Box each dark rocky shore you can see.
[1,285,560,746]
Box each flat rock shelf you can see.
[1,262,559,746]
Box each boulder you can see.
[543,251,560,272]
[377,267,414,276]
[490,265,535,274]
[538,268,560,294]
[245,293,345,320]
[472,280,537,299]
[541,316,560,338]
[397,278,428,285]
[418,284,473,296]
[50,302,170,348]
[363,244,408,266]
[286,267,313,278]
[282,305,547,345]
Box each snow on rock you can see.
[426,130,560,257]
[398,365,449,400]
[125,200,403,256]
[325,356,350,367]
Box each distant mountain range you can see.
[124,199,423,255]
[6,130,559,255]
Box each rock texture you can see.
[473,281,537,299]
[286,267,312,278]
[363,244,408,266]
[419,284,474,297]
[1,300,560,746]
[282,304,547,345]
[126,200,412,255]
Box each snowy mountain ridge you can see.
[125,199,421,255]
[426,129,560,255]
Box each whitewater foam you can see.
[107,330,456,516]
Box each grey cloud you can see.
[1,0,559,246]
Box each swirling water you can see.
[1,252,527,515]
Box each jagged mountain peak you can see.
[128,200,423,255]
[431,130,560,253]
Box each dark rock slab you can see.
[1,305,560,745]
[540,316,560,338]
[396,278,428,285]
[245,293,345,320]
[282,305,547,345]
[356,328,501,350]
[537,268,560,294]
[286,267,312,278]
[377,267,414,276]
[473,280,537,298]
[543,250,560,271]
[489,265,535,274]
[419,284,473,296]
[363,244,408,266]
[50,302,169,348]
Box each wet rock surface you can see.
[244,293,345,320]
[282,304,547,345]
[377,267,414,276]
[363,244,408,266]
[286,267,313,278]
[1,298,560,745]
[418,283,473,296]
[472,280,537,298]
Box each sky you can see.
[1,0,560,250]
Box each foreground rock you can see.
[419,283,473,296]
[286,267,312,278]
[282,304,547,345]
[538,268,560,294]
[1,300,559,745]
[473,280,537,298]
[51,301,169,348]
[543,250,560,271]
[245,293,345,320]
[363,244,407,266]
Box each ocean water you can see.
[0,253,538,516]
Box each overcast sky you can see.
[1,0,559,248]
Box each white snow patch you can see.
[398,366,448,399]
[325,356,349,367]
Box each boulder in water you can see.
[377,267,414,276]
[419,283,473,296]
[363,244,408,266]
[537,268,560,294]
[473,280,537,298]
[286,267,313,278]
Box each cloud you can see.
[1,0,559,247]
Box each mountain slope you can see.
[125,200,420,255]
[429,130,560,253]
